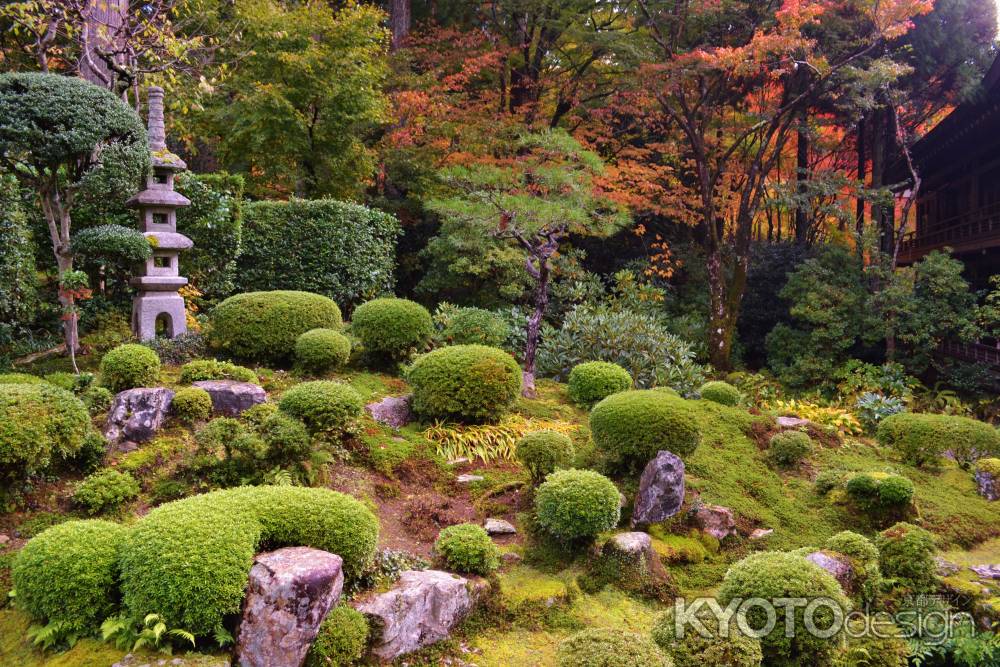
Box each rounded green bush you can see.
[306,604,369,667]
[699,380,741,406]
[845,472,914,518]
[43,371,78,391]
[557,628,672,667]
[0,372,46,384]
[516,430,575,483]
[977,457,1000,477]
[0,383,90,477]
[72,468,140,515]
[351,297,433,361]
[119,485,379,637]
[295,328,352,373]
[13,519,128,633]
[768,431,813,467]
[179,359,257,384]
[442,307,509,347]
[652,606,762,667]
[434,523,501,575]
[407,345,522,424]
[568,361,632,407]
[257,412,312,468]
[876,522,936,593]
[717,551,850,666]
[877,412,1000,468]
[278,381,363,434]
[81,385,113,415]
[589,390,700,467]
[172,387,213,423]
[209,290,343,362]
[535,469,621,542]
[100,343,161,392]
[825,530,882,605]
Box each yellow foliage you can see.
[767,399,863,436]
[423,415,578,463]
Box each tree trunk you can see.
[855,114,866,236]
[390,0,411,51]
[521,258,550,398]
[56,254,80,374]
[794,118,810,245]
[706,249,735,371]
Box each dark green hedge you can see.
[236,199,400,311]
[175,172,244,303]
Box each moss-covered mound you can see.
[407,344,522,424]
[590,389,700,467]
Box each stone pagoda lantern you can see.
[128,86,192,341]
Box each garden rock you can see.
[366,394,413,428]
[104,387,175,447]
[193,380,266,417]
[456,474,483,484]
[631,450,685,527]
[806,550,855,594]
[584,532,675,602]
[777,416,810,428]
[484,518,516,535]
[236,547,344,667]
[691,503,736,540]
[750,528,774,540]
[976,468,1000,501]
[971,564,1000,580]
[356,569,480,661]
[935,557,960,577]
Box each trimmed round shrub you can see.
[0,372,46,384]
[242,402,280,428]
[351,297,433,361]
[877,412,1000,468]
[179,359,257,384]
[278,381,363,434]
[12,519,128,633]
[839,616,909,667]
[534,469,621,542]
[72,468,140,514]
[589,390,700,467]
[42,371,78,391]
[119,485,379,637]
[813,469,845,495]
[81,385,113,415]
[0,383,90,477]
[717,551,850,666]
[306,604,369,667]
[295,328,351,373]
[257,412,312,468]
[845,472,914,517]
[978,457,1000,478]
[652,606,763,667]
[434,523,501,575]
[516,430,575,483]
[825,530,882,605]
[699,380,741,406]
[407,345,522,424]
[172,386,213,423]
[876,522,936,593]
[209,290,342,362]
[767,431,812,467]
[568,361,632,406]
[442,307,509,347]
[558,628,672,667]
[100,343,161,392]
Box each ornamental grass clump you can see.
[407,344,522,424]
[534,469,621,543]
[434,523,501,575]
[567,361,632,407]
[516,430,575,483]
[100,343,161,392]
[589,389,700,468]
[351,297,433,362]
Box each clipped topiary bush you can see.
[767,431,813,467]
[172,386,213,423]
[13,519,128,633]
[651,606,763,667]
[434,523,501,575]
[209,290,342,363]
[516,430,575,483]
[877,412,1000,468]
[717,551,850,666]
[876,522,936,593]
[295,328,351,374]
[535,469,621,543]
[699,380,741,406]
[100,343,161,392]
[306,604,369,667]
[0,383,90,478]
[845,472,914,519]
[351,297,433,362]
[589,390,700,468]
[278,381,363,434]
[557,628,673,667]
[119,485,379,637]
[441,307,509,347]
[825,530,882,605]
[179,359,257,384]
[81,385,113,415]
[72,468,140,515]
[568,361,632,407]
[407,344,522,424]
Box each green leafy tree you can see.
[427,129,629,396]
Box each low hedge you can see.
[0,372,45,384]
[434,523,500,575]
[699,380,740,406]
[208,290,342,363]
[568,361,632,407]
[535,469,621,543]
[0,383,91,478]
[877,412,1000,468]
[516,430,575,483]
[407,345,522,424]
[100,343,161,392]
[351,297,433,361]
[295,328,351,373]
[589,390,700,468]
[179,359,257,384]
[278,381,363,434]
[119,486,379,637]
[845,472,914,517]
[558,628,672,667]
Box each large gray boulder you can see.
[192,380,266,417]
[365,394,413,429]
[632,451,685,527]
[104,387,175,447]
[236,547,344,667]
[355,569,480,661]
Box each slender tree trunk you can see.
[40,185,80,372]
[390,0,411,51]
[794,118,810,245]
[855,115,866,237]
[522,258,550,398]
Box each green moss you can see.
[499,566,572,608]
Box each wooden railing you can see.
[940,339,1000,369]
[899,201,1000,262]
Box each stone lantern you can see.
[128,86,192,340]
